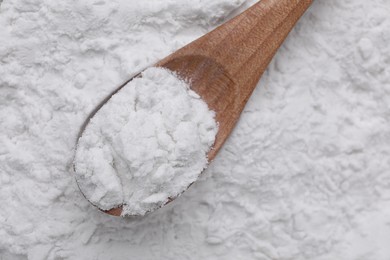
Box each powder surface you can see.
[1,0,390,259]
[74,67,217,216]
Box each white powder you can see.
[1,0,390,259]
[74,67,217,216]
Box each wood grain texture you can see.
[158,0,313,161]
[104,0,313,216]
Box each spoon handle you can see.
[161,0,312,99]
[216,0,313,90]
[157,0,313,162]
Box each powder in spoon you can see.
[74,67,218,216]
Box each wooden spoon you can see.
[76,0,313,217]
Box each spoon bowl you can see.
[76,0,313,217]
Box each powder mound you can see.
[74,67,218,216]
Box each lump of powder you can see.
[74,67,218,216]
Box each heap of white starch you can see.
[74,67,218,216]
